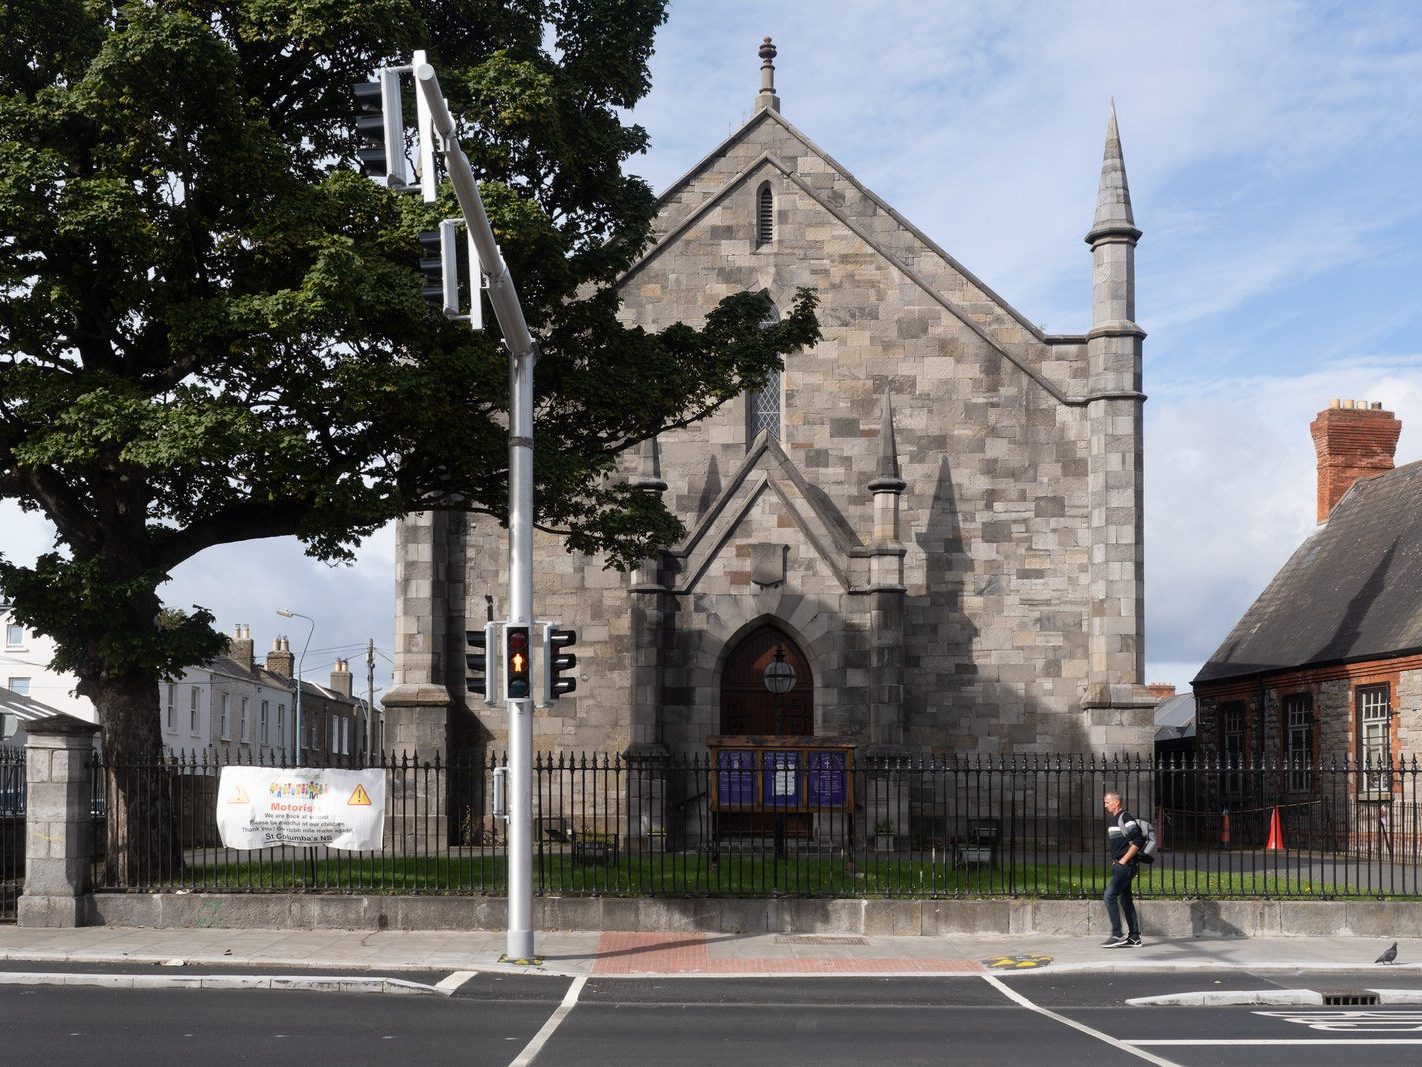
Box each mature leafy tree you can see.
[0,0,818,877]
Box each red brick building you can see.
[1194,401,1420,818]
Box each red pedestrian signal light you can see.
[505,626,530,699]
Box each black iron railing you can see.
[1,745,24,922]
[82,750,1422,899]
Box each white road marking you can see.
[508,975,587,1067]
[1132,1039,1422,1046]
[982,975,1179,1067]
[435,970,479,994]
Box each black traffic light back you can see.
[353,81,388,178]
[546,627,577,700]
[418,229,446,307]
[505,626,531,700]
[465,627,490,698]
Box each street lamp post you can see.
[762,645,797,861]
[276,609,314,767]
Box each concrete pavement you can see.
[0,925,1417,981]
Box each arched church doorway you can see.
[719,625,813,736]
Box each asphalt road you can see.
[7,971,1422,1065]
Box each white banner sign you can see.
[216,767,385,850]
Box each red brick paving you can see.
[590,932,985,975]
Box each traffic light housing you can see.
[544,626,577,701]
[505,626,531,700]
[417,225,452,310]
[352,70,408,188]
[466,625,491,700]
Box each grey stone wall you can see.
[435,108,1150,758]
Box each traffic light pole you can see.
[415,62,537,963]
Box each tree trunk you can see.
[95,669,182,886]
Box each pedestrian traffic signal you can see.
[466,626,491,699]
[544,626,577,701]
[505,626,531,700]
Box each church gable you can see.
[628,111,1081,402]
[671,432,862,595]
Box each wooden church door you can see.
[719,626,814,736]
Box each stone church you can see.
[386,41,1156,761]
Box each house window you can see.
[6,677,29,696]
[277,703,285,745]
[1358,684,1392,792]
[260,700,269,745]
[165,684,175,729]
[240,697,249,743]
[756,182,773,246]
[4,622,23,647]
[331,717,339,752]
[190,687,201,735]
[1284,693,1313,792]
[1221,701,1245,800]
[219,694,229,740]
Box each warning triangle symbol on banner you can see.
[228,785,250,805]
[347,784,372,806]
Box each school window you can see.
[1221,701,1245,799]
[4,622,23,647]
[165,684,175,729]
[1358,684,1392,791]
[260,700,269,745]
[1284,693,1313,792]
[189,687,201,734]
[219,694,229,740]
[7,676,29,696]
[755,182,773,246]
[240,697,249,742]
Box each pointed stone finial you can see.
[1085,99,1140,245]
[630,435,667,494]
[868,392,906,493]
[756,36,780,112]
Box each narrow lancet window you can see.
[748,297,781,444]
[756,182,773,246]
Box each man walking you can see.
[1102,790,1144,948]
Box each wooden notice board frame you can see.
[706,736,855,814]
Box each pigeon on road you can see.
[1376,942,1398,964]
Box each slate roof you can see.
[1194,460,1422,685]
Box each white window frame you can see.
[219,693,229,741]
[240,697,249,743]
[4,621,24,648]
[276,703,285,747]
[189,686,201,735]
[7,676,30,696]
[1358,684,1392,793]
[1284,693,1313,792]
[165,684,175,729]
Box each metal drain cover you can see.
[1321,990,1380,1006]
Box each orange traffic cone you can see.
[1266,807,1285,850]
[1219,808,1231,849]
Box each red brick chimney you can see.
[1310,400,1400,523]
[1147,683,1176,702]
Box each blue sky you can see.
[4,1,1421,699]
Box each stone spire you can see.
[868,392,905,493]
[630,434,667,494]
[756,36,780,112]
[1085,99,1140,244]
